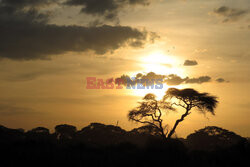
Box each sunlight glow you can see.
[142,51,175,64]
[127,51,185,99]
[141,51,173,74]
[130,84,184,100]
[140,51,184,76]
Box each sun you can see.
[141,51,175,64]
[130,83,184,100]
[126,51,185,100]
[140,51,183,76]
[132,85,169,100]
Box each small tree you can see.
[164,88,218,138]
[128,93,174,138]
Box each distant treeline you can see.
[0,123,249,167]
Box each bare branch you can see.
[172,102,186,108]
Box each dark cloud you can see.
[165,75,211,85]
[164,74,188,85]
[0,0,57,8]
[185,76,211,84]
[115,72,166,86]
[216,78,229,83]
[0,0,151,60]
[128,0,149,5]
[116,73,213,86]
[0,104,39,116]
[137,72,166,80]
[213,6,248,22]
[184,60,198,66]
[0,24,148,60]
[2,66,69,81]
[0,0,51,23]
[64,0,150,21]
[164,75,211,85]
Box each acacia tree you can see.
[128,88,218,139]
[164,88,218,139]
[128,93,174,139]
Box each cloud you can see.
[64,0,151,21]
[0,0,57,8]
[165,75,211,85]
[136,72,166,80]
[184,60,198,66]
[115,72,166,86]
[216,78,229,83]
[164,74,188,85]
[185,76,211,84]
[213,6,248,22]
[116,72,213,86]
[2,67,69,81]
[0,0,151,60]
[0,104,39,116]
[0,24,148,60]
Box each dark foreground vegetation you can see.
[0,123,249,167]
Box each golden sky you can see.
[0,0,249,137]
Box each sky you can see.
[0,0,249,137]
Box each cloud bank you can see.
[116,72,214,86]
[0,0,153,60]
[64,0,151,21]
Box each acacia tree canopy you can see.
[164,88,218,115]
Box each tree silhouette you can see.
[128,93,174,139]
[26,127,51,141]
[186,126,246,150]
[164,88,218,138]
[29,127,50,134]
[55,124,77,140]
[128,88,218,139]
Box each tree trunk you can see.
[159,127,167,139]
[167,109,190,139]
[157,121,167,139]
